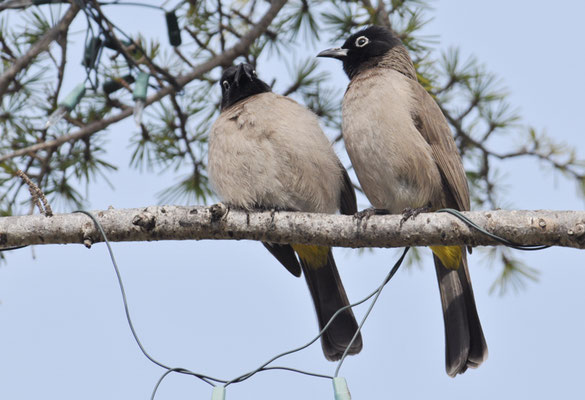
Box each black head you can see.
[317,26,402,79]
[219,63,271,110]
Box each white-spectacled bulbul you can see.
[318,26,487,376]
[208,63,362,361]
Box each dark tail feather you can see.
[434,251,487,377]
[457,253,488,367]
[300,249,363,361]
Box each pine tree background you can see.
[0,1,584,399]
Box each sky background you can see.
[1,1,585,399]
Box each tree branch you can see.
[1,207,584,250]
[360,0,391,29]
[0,0,287,163]
[0,3,79,99]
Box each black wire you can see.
[261,366,333,380]
[73,210,411,395]
[98,1,165,10]
[74,211,226,389]
[1,210,409,390]
[97,0,185,13]
[77,207,356,395]
[225,247,409,386]
[335,247,408,376]
[150,368,182,400]
[150,368,219,400]
[224,295,369,385]
[0,245,29,252]
[87,1,177,90]
[78,0,102,89]
[435,208,550,251]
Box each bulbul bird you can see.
[318,26,487,376]
[208,63,362,361]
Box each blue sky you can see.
[1,1,584,399]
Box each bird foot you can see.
[355,207,390,220]
[209,202,228,221]
[400,205,431,226]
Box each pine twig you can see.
[15,170,53,217]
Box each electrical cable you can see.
[224,247,409,386]
[260,366,333,380]
[435,208,550,250]
[70,208,550,398]
[98,1,165,10]
[74,210,226,388]
[335,247,409,377]
[74,210,409,398]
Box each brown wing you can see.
[409,81,470,211]
[262,242,301,277]
[339,164,358,215]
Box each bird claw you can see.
[210,202,228,221]
[400,205,430,226]
[354,207,390,220]
[269,207,277,222]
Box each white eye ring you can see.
[252,70,257,77]
[222,80,230,90]
[355,36,369,47]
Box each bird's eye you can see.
[222,80,230,90]
[355,36,369,47]
[252,70,257,77]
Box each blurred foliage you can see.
[1,0,584,292]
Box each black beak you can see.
[317,47,349,59]
[234,63,254,86]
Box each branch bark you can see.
[0,0,287,163]
[0,3,80,98]
[1,206,584,250]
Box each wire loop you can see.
[74,210,408,398]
